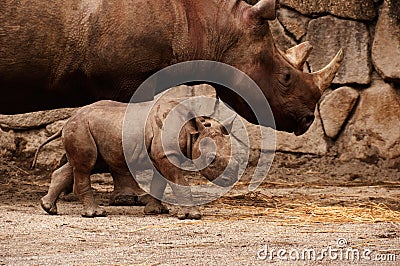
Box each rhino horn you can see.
[311,49,344,93]
[248,0,278,20]
[284,41,313,69]
[220,114,237,134]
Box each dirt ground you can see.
[1,153,399,265]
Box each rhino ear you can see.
[220,114,237,134]
[246,0,278,21]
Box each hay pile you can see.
[214,192,400,224]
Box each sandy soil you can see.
[1,153,399,265]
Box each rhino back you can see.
[0,1,84,81]
[0,0,241,114]
[0,0,99,113]
[84,1,176,77]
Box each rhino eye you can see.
[279,69,292,87]
[284,73,291,82]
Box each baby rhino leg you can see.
[109,169,139,206]
[153,155,200,220]
[40,163,73,215]
[73,169,107,217]
[170,184,201,220]
[144,172,169,215]
[109,169,157,206]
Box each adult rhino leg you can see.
[144,171,169,215]
[108,167,156,206]
[40,162,73,215]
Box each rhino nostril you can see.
[305,114,315,127]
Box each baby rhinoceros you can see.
[37,99,239,219]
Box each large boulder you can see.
[279,0,377,21]
[307,16,371,85]
[269,19,297,51]
[14,120,67,166]
[337,79,400,161]
[277,8,310,41]
[372,0,400,82]
[0,108,77,130]
[275,109,328,155]
[0,128,16,157]
[0,108,75,166]
[319,87,359,139]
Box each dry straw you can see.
[213,193,400,225]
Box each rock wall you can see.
[0,109,76,167]
[249,0,400,164]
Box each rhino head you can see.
[190,116,239,187]
[220,0,343,135]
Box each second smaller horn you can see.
[312,49,344,93]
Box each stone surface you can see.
[372,0,400,81]
[0,108,77,130]
[10,120,68,167]
[160,84,214,99]
[275,110,328,155]
[307,16,371,85]
[14,127,65,167]
[279,0,377,21]
[269,19,297,51]
[277,8,310,41]
[337,79,400,161]
[45,120,68,135]
[0,128,15,157]
[319,87,359,139]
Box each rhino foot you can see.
[81,207,107,218]
[109,194,138,206]
[136,194,155,206]
[177,207,201,220]
[40,197,57,215]
[144,199,169,215]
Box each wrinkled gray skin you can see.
[40,99,239,219]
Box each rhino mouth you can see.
[294,114,315,136]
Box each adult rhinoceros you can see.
[0,0,342,135]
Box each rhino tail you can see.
[31,128,63,169]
